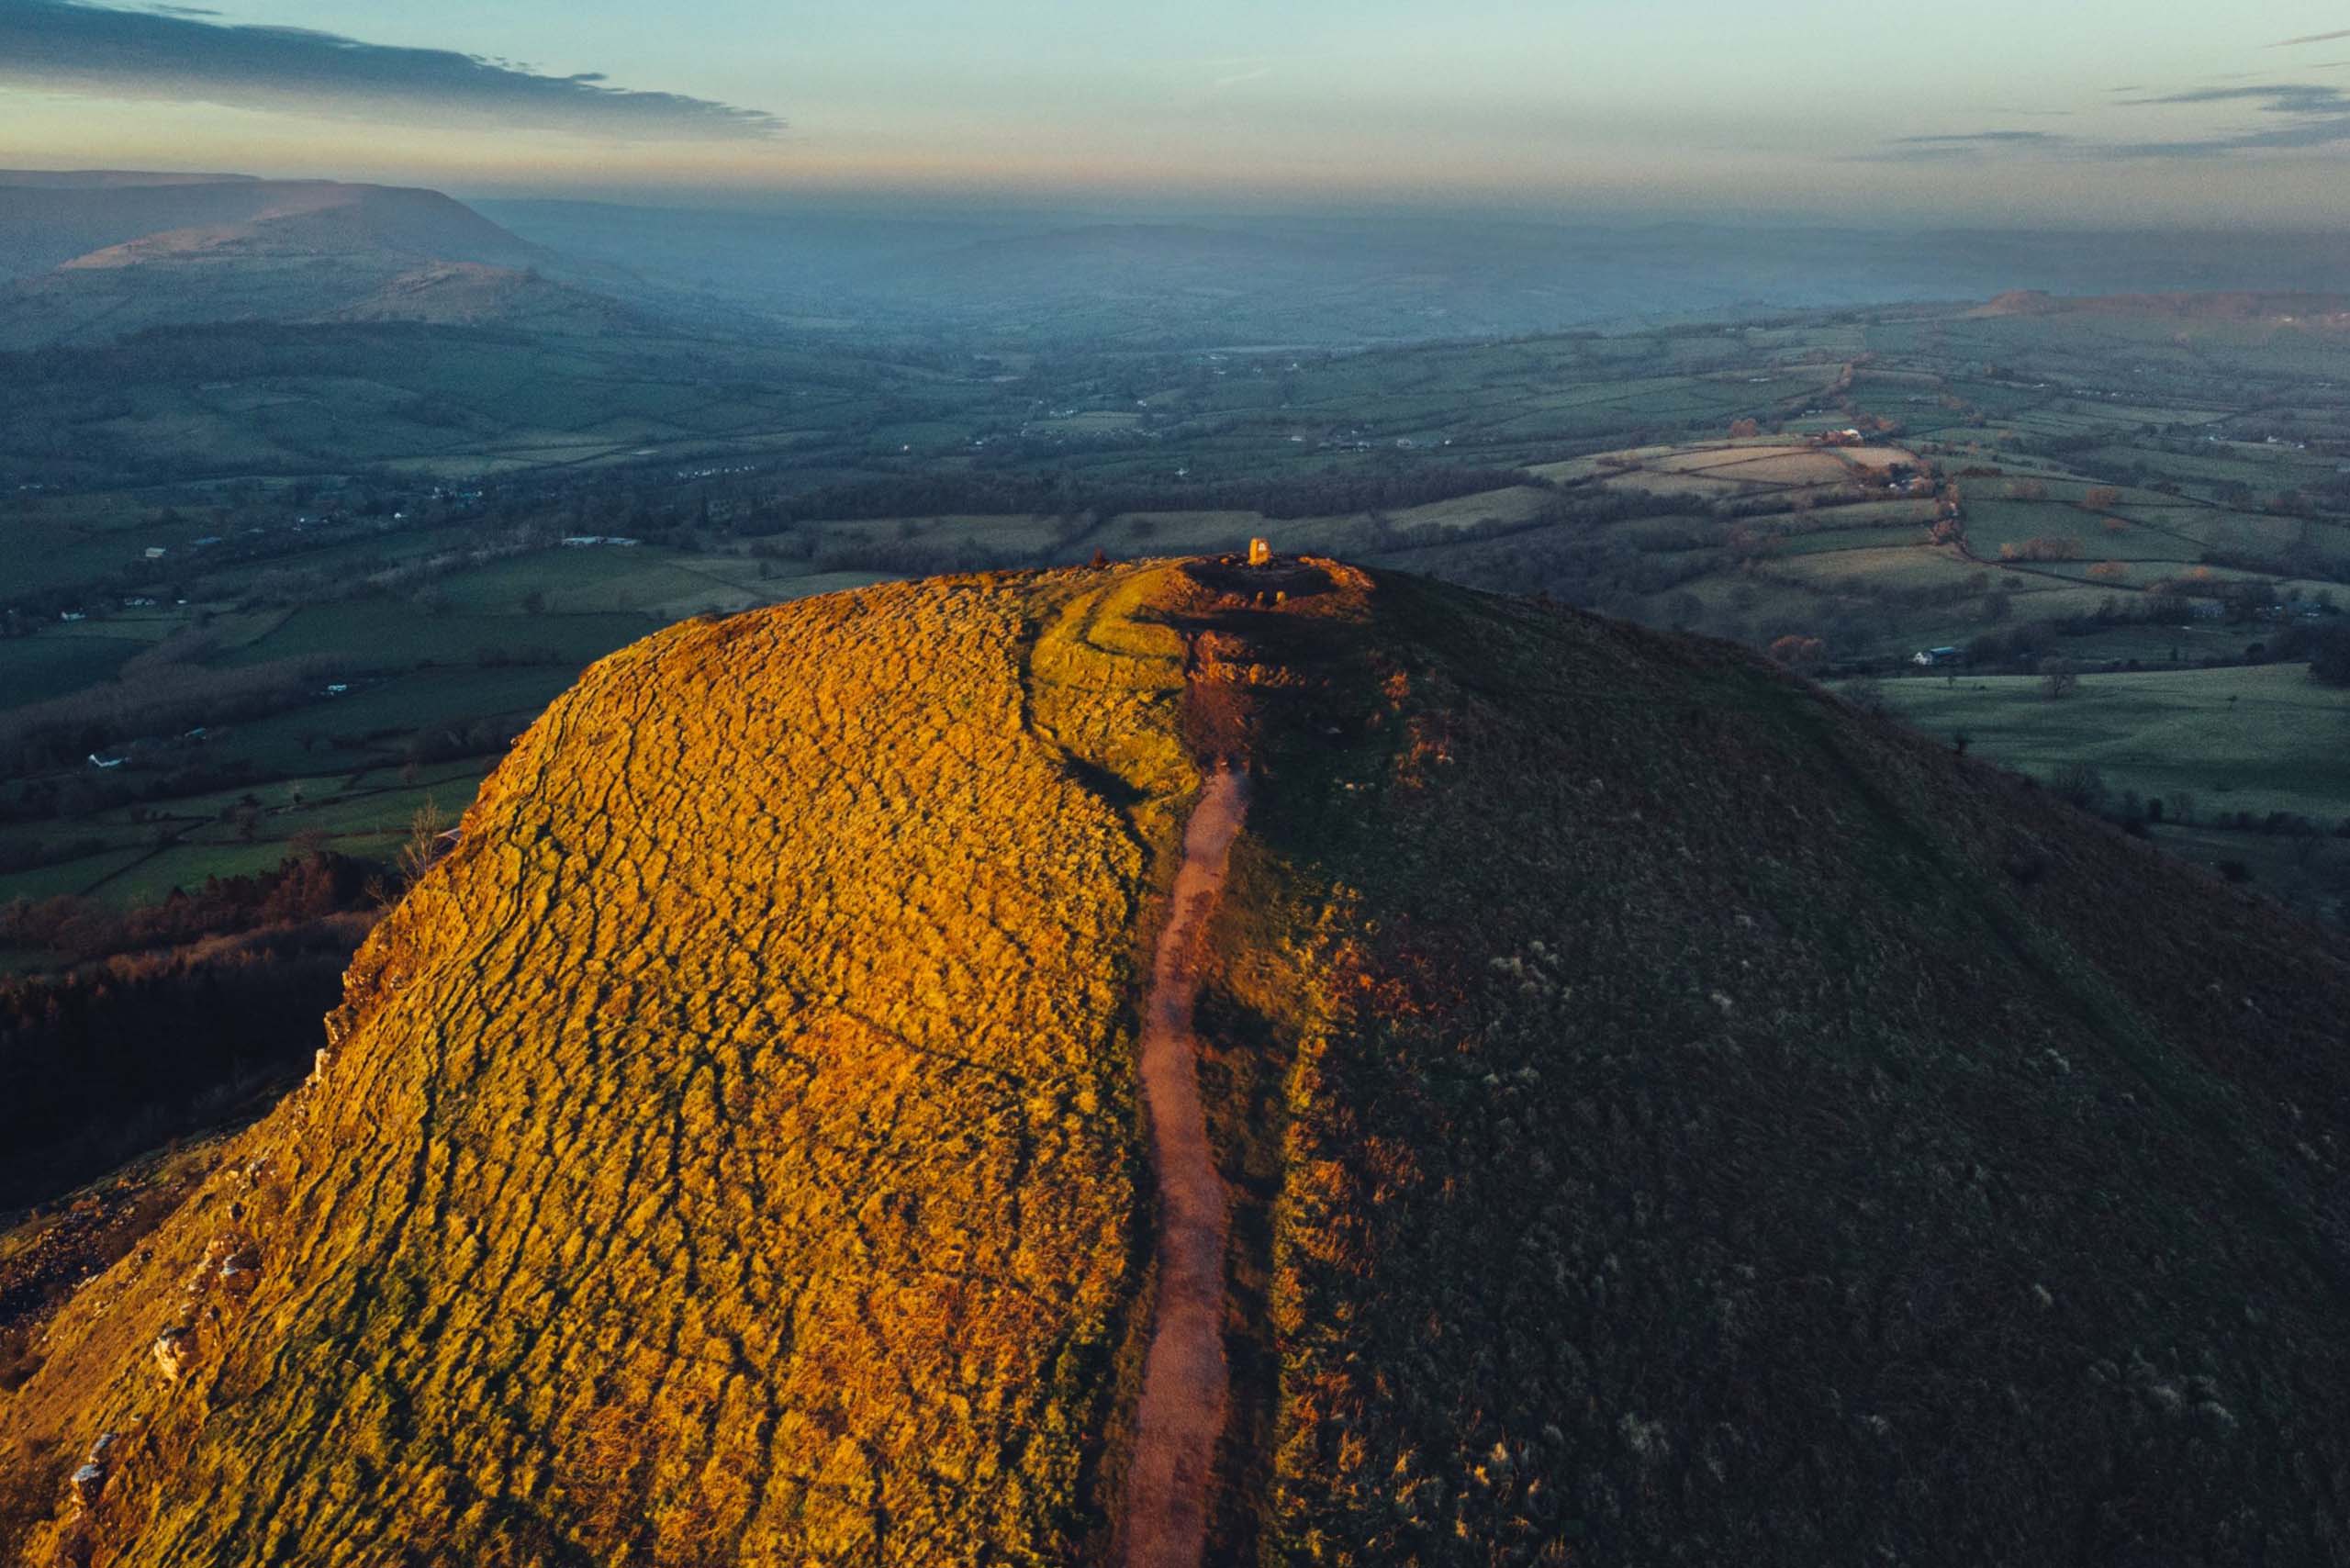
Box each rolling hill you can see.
[3,560,2348,1566]
[0,172,629,346]
[1974,288,2350,326]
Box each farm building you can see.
[1910,646,1964,666]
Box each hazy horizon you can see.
[4,0,2350,225]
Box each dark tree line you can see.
[0,852,382,1210]
[0,927,357,1208]
[0,850,376,964]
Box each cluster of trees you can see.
[0,851,384,1208]
[1953,599,2350,675]
[2143,568,2278,617]
[1998,536,2086,563]
[1769,635,1828,669]
[2294,622,2350,686]
[2049,764,2349,845]
[0,918,365,1208]
[2198,537,2350,586]
[1964,621,2067,666]
[396,717,525,768]
[1372,486,1685,556]
[1711,482,1893,523]
[1426,531,1707,613]
[0,849,378,966]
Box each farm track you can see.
[1117,765,1249,1568]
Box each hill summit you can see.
[4,562,2348,1566]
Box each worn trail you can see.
[1118,765,1250,1568]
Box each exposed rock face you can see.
[149,1330,190,1385]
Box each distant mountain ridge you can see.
[1975,288,2350,326]
[0,172,629,347]
[0,171,259,191]
[0,172,527,280]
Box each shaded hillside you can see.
[3,564,2348,1566]
[478,196,2350,348]
[1203,571,2350,1564]
[315,263,643,332]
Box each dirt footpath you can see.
[1117,767,1249,1568]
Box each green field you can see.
[1852,664,2350,922]
[4,296,2346,945]
[1864,664,2350,823]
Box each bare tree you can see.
[381,798,452,905]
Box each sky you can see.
[3,0,2350,222]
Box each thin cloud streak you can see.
[0,0,784,140]
[1856,129,2072,162]
[2109,81,2350,156]
[2119,82,2348,111]
[1872,81,2350,162]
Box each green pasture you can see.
[1861,663,2350,824]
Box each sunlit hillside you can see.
[5,561,2347,1566]
[1,567,1203,1564]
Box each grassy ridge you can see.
[5,561,2348,1566]
[1,567,1198,1565]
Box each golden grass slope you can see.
[2,568,1196,1566]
